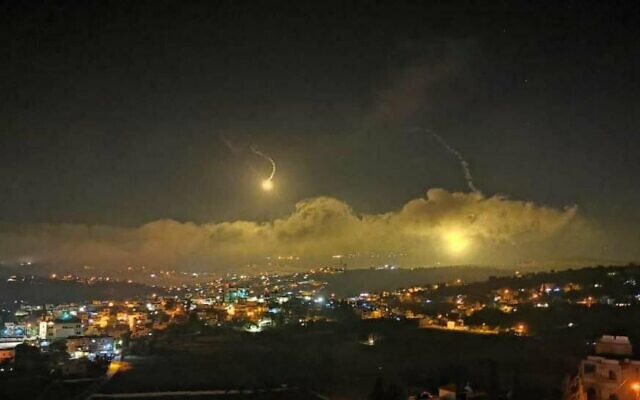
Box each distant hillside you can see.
[0,262,77,279]
[0,266,163,306]
[319,266,507,297]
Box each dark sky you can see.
[1,0,639,230]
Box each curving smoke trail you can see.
[430,132,478,193]
[250,145,276,181]
[219,136,276,187]
[410,127,479,193]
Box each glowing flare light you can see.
[261,179,274,191]
[443,230,470,255]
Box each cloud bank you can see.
[0,188,606,273]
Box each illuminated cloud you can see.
[0,188,612,273]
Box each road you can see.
[106,359,122,379]
[74,357,125,400]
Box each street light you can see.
[631,382,640,400]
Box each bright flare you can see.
[251,146,277,191]
[444,230,470,254]
[261,179,274,191]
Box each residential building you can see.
[567,336,640,400]
[39,314,83,340]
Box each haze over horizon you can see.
[1,2,639,272]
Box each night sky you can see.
[1,1,639,271]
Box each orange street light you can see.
[632,382,640,400]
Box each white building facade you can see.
[566,336,640,400]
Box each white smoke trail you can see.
[250,145,276,181]
[220,134,243,154]
[410,127,479,193]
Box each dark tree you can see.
[370,377,385,400]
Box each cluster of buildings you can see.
[340,284,502,334]
[160,267,348,332]
[156,265,638,340]
[1,264,639,400]
[335,267,640,336]
[0,267,345,371]
[0,297,182,370]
